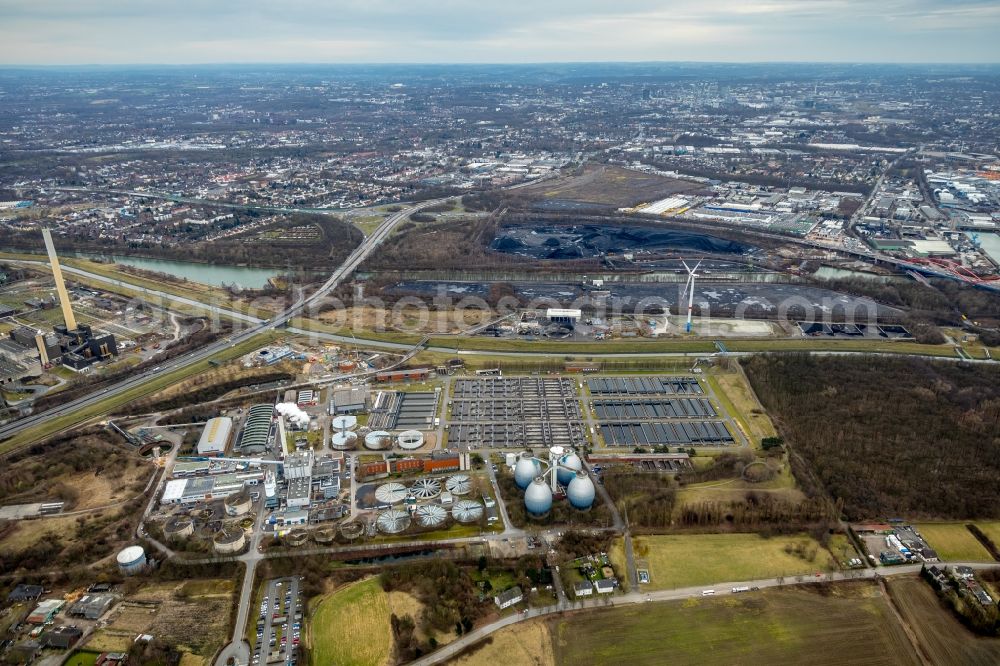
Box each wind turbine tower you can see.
[681,260,702,334]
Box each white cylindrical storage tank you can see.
[163,516,194,539]
[505,452,517,468]
[331,415,358,431]
[224,489,252,517]
[567,470,596,510]
[525,476,553,516]
[331,431,358,450]
[213,527,247,554]
[557,452,583,486]
[116,545,146,576]
[514,452,541,489]
[397,430,424,450]
[365,430,392,450]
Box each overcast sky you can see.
[1,0,998,65]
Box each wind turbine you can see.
[681,260,702,334]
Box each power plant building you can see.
[238,405,274,454]
[197,417,233,457]
[36,230,118,369]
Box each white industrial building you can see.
[197,417,233,457]
[160,471,263,505]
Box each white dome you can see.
[567,471,595,509]
[525,477,553,515]
[514,453,540,489]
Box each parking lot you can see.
[253,577,303,666]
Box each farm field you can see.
[887,576,1000,666]
[310,577,392,666]
[515,164,699,207]
[625,533,837,591]
[915,523,993,562]
[449,620,553,666]
[974,522,1000,551]
[551,583,919,666]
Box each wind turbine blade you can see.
[681,260,691,273]
[693,259,703,272]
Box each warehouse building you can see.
[197,417,233,457]
[160,471,263,505]
[330,386,367,414]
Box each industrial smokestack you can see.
[41,229,77,331]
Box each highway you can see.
[0,197,442,447]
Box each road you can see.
[0,198,442,447]
[407,561,999,666]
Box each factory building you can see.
[330,386,367,414]
[34,230,118,369]
[197,417,233,457]
[160,471,263,505]
[546,308,582,328]
[238,404,274,454]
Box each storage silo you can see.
[163,516,195,540]
[514,453,541,489]
[364,430,392,450]
[213,526,247,554]
[116,545,147,576]
[566,471,596,510]
[525,477,553,516]
[224,489,252,517]
[557,452,583,486]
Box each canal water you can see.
[976,233,1000,267]
[76,254,279,289]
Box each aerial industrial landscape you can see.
[1,4,1000,666]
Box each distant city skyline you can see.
[0,0,998,66]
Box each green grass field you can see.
[974,522,1000,552]
[626,533,837,590]
[551,583,918,666]
[915,523,993,562]
[309,577,392,666]
[65,652,100,666]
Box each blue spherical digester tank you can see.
[514,452,541,489]
[525,476,553,515]
[566,470,596,509]
[556,451,583,486]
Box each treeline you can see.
[817,276,1000,329]
[602,470,677,529]
[381,560,489,661]
[676,494,833,530]
[128,370,292,413]
[745,354,1000,520]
